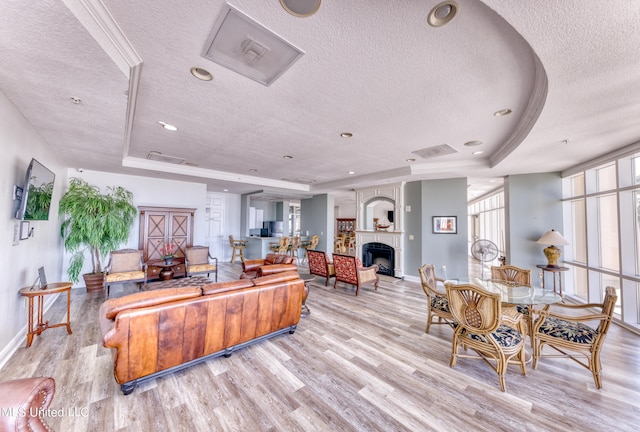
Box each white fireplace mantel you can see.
[355,182,405,277]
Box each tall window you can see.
[564,155,640,331]
[468,191,504,278]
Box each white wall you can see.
[1,90,68,365]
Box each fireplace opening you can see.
[362,242,395,276]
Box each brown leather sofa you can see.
[0,376,55,432]
[240,253,297,279]
[99,271,304,395]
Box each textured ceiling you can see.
[2,0,640,202]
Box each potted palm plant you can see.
[59,178,137,292]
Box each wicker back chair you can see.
[532,286,618,389]
[446,282,527,392]
[491,265,531,285]
[418,264,455,333]
[302,235,320,263]
[289,236,301,259]
[270,236,291,254]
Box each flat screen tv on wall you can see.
[15,158,55,220]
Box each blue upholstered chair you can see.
[532,286,617,389]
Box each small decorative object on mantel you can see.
[160,243,176,265]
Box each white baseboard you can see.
[0,293,60,370]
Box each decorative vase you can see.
[164,257,174,265]
[83,272,104,293]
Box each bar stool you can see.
[228,235,247,263]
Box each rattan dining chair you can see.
[531,286,617,389]
[446,282,527,392]
[491,265,531,285]
[418,264,455,333]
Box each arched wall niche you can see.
[355,182,405,277]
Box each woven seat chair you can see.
[302,235,319,263]
[491,265,531,285]
[270,236,290,254]
[532,286,617,389]
[307,250,335,286]
[333,235,346,254]
[185,246,218,281]
[446,282,527,392]
[491,265,532,331]
[104,249,147,297]
[418,264,455,333]
[332,253,378,296]
[288,236,301,259]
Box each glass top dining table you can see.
[444,278,563,306]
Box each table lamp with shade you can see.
[537,229,569,267]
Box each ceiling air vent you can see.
[147,151,185,164]
[202,4,304,86]
[412,144,458,160]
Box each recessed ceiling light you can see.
[561,139,571,144]
[406,158,416,162]
[283,155,293,159]
[280,0,321,17]
[340,132,353,138]
[223,189,229,192]
[427,1,459,27]
[348,171,355,175]
[472,150,484,155]
[190,66,213,81]
[493,108,512,117]
[464,140,483,147]
[249,168,258,172]
[158,121,178,131]
[70,97,81,104]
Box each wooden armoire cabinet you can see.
[138,206,195,280]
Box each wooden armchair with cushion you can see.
[446,282,527,392]
[185,246,218,282]
[418,264,455,333]
[532,286,617,389]
[104,249,147,297]
[307,250,335,286]
[332,253,379,296]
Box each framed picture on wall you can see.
[432,216,457,234]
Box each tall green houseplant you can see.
[59,178,136,284]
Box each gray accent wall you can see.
[301,194,335,252]
[420,178,469,280]
[505,172,564,277]
[404,181,424,278]
[403,178,468,280]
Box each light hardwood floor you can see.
[1,263,639,431]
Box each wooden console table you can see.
[19,282,72,347]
